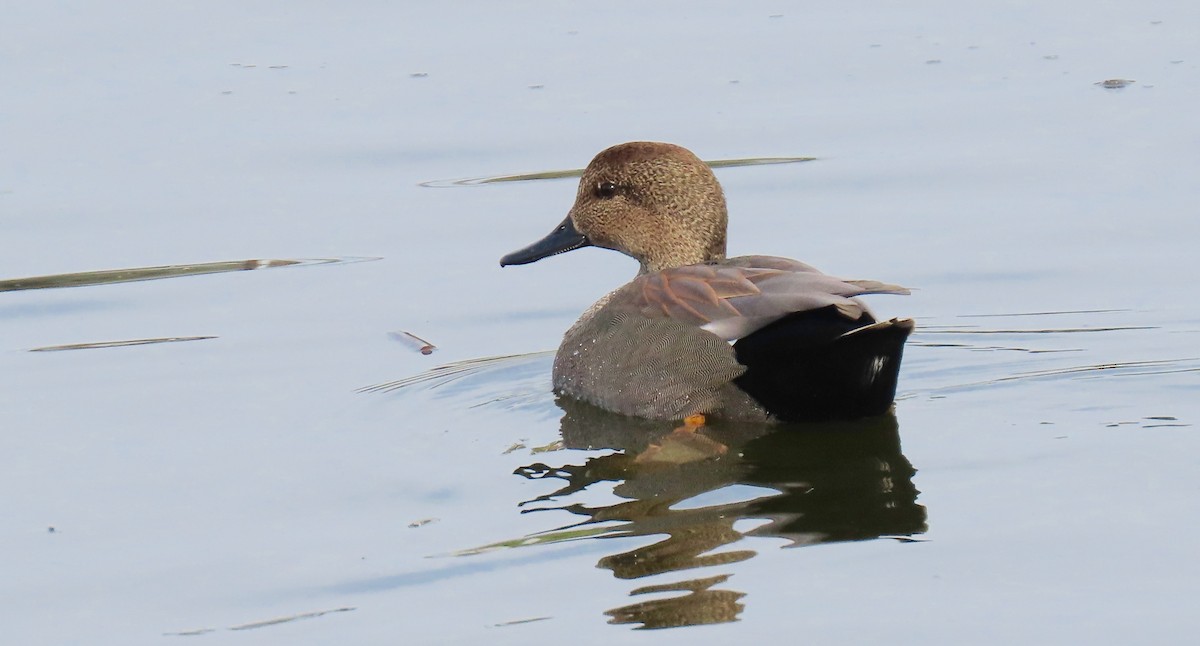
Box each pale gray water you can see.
[2,2,1199,644]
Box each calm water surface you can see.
[2,2,1198,644]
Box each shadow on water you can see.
[465,398,926,630]
[355,355,928,629]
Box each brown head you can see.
[500,142,729,274]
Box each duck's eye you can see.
[595,181,618,199]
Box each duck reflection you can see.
[514,397,926,629]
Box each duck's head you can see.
[500,142,728,274]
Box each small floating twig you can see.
[389,330,437,355]
[165,607,355,636]
[227,607,355,631]
[494,616,552,627]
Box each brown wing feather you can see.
[626,257,910,342]
[638,265,766,325]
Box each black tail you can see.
[732,306,913,422]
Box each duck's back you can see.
[551,256,913,422]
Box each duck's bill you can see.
[500,216,592,266]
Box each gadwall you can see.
[501,142,913,423]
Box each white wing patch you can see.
[864,355,888,385]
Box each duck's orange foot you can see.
[634,414,727,465]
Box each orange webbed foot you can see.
[634,413,727,465]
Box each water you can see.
[2,2,1198,644]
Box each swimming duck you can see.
[501,142,913,423]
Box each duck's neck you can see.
[637,236,727,274]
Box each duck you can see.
[500,142,913,423]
